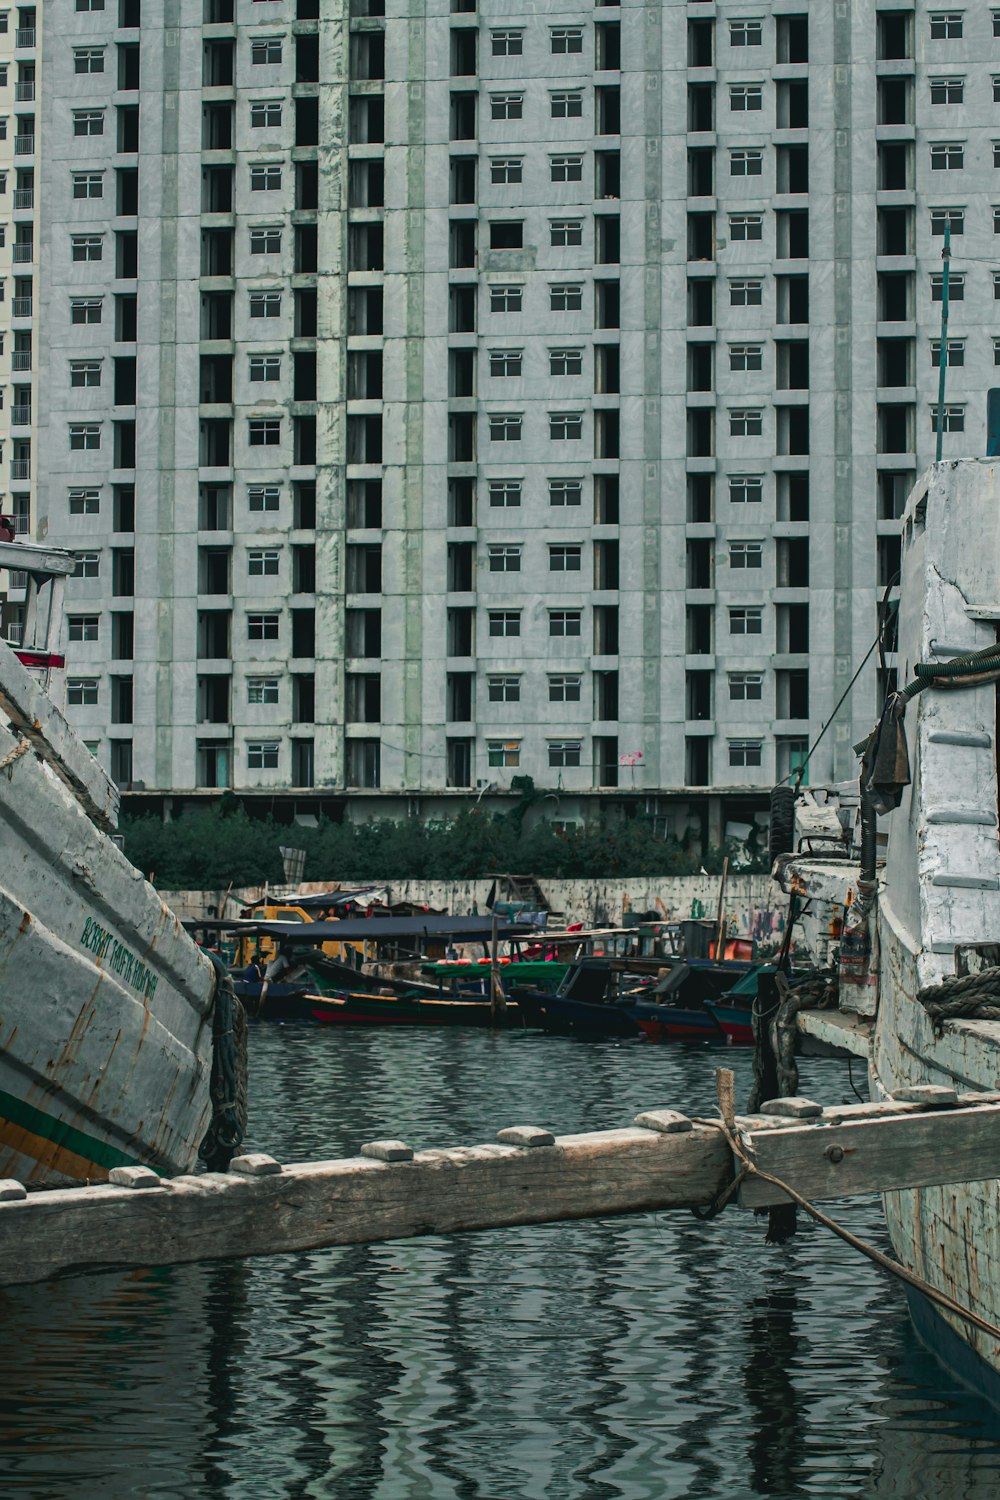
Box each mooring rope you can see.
[916,970,1000,1036]
[199,952,248,1172]
[0,736,30,773]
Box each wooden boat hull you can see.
[703,1000,755,1044]
[309,990,523,1027]
[631,1003,723,1042]
[514,988,641,1038]
[0,717,217,1186]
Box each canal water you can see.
[3,1026,1000,1499]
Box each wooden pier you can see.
[3,1084,1000,1289]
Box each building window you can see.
[549,674,582,702]
[493,219,526,249]
[930,208,964,235]
[729,279,763,306]
[490,285,523,313]
[248,418,281,446]
[73,553,101,578]
[489,349,523,377]
[73,108,104,137]
[488,544,522,572]
[72,172,104,199]
[730,345,763,372]
[550,155,583,183]
[488,609,521,637]
[730,149,763,177]
[70,360,102,388]
[549,412,583,440]
[488,675,521,702]
[549,544,582,572]
[487,740,521,767]
[730,408,763,437]
[931,272,964,300]
[490,157,523,184]
[249,226,282,254]
[490,93,523,121]
[77,0,106,9]
[729,739,763,768]
[251,39,282,64]
[73,47,105,73]
[548,740,582,767]
[550,92,583,120]
[930,77,964,104]
[550,284,583,311]
[250,163,282,192]
[729,475,763,504]
[551,27,583,53]
[730,607,763,635]
[69,489,100,515]
[71,234,103,262]
[248,549,280,576]
[995,12,1000,38]
[931,338,965,367]
[491,29,523,56]
[489,414,523,442]
[550,348,583,376]
[729,19,762,46]
[248,613,280,640]
[730,214,763,243]
[549,478,582,507]
[930,143,964,171]
[67,678,99,706]
[249,354,281,382]
[930,404,965,432]
[549,609,581,637]
[247,677,279,705]
[730,541,763,569]
[730,85,763,112]
[69,424,101,451]
[488,480,522,507]
[929,14,963,40]
[993,337,1000,364]
[248,484,280,511]
[68,615,100,642]
[729,672,763,701]
[250,100,282,128]
[550,220,583,247]
[247,740,280,770]
[249,290,282,318]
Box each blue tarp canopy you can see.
[236,913,545,945]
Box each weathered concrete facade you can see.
[29,3,994,826]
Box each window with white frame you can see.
[730,345,763,372]
[68,615,100,642]
[248,484,280,511]
[729,279,762,306]
[491,29,523,56]
[551,155,583,182]
[69,489,100,514]
[730,541,763,569]
[490,285,523,313]
[250,163,282,191]
[550,412,583,440]
[550,91,583,119]
[72,171,103,199]
[930,142,964,170]
[250,100,282,128]
[247,677,279,705]
[73,553,100,578]
[549,674,582,701]
[931,338,965,367]
[730,475,763,504]
[730,606,763,635]
[550,348,583,376]
[251,38,282,64]
[490,157,523,184]
[76,0,104,10]
[73,47,105,73]
[729,672,763,701]
[550,283,583,311]
[488,479,522,507]
[249,290,281,317]
[931,271,964,299]
[730,84,763,112]
[69,423,101,450]
[549,544,582,572]
[930,76,964,104]
[994,11,1000,38]
[71,234,103,262]
[73,108,104,136]
[730,149,763,177]
[249,225,282,254]
[487,740,521,767]
[247,740,280,769]
[993,338,1000,364]
[488,674,521,702]
[488,609,521,637]
[931,404,965,432]
[249,353,281,382]
[70,360,102,387]
[730,408,763,437]
[730,213,763,241]
[730,19,762,46]
[490,93,523,120]
[67,678,99,705]
[550,219,583,247]
[489,349,523,377]
[729,738,762,767]
[549,478,582,507]
[248,549,280,576]
[489,414,522,441]
[248,418,281,446]
[930,207,964,235]
[551,27,583,53]
[488,544,522,572]
[929,13,963,40]
[548,740,582,767]
[248,613,280,640]
[549,609,581,637]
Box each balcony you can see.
[15,29,36,48]
[11,404,31,426]
[11,459,30,480]
[12,243,32,263]
[15,83,34,102]
[12,297,32,317]
[4,621,23,644]
[13,135,34,156]
[12,351,30,371]
[12,190,33,210]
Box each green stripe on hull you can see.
[0,1086,146,1174]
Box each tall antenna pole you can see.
[935,218,951,463]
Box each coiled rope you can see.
[199,951,248,1172]
[917,969,1000,1036]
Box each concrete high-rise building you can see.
[29,2,1000,840]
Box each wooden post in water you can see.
[490,911,505,1017]
[714,856,729,959]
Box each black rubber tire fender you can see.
[768,785,796,861]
